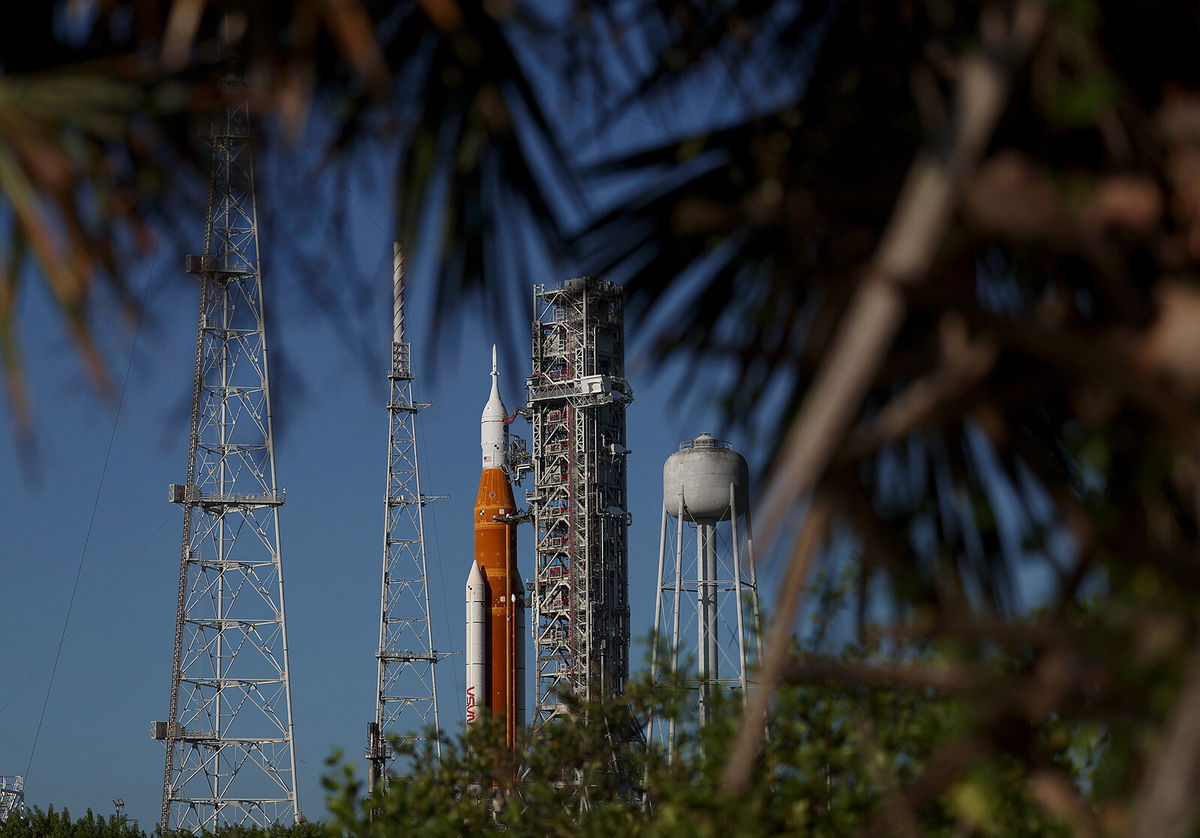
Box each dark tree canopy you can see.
[8,2,1200,834]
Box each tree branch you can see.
[720,497,832,795]
[757,2,1048,543]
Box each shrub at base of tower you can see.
[322,659,1087,837]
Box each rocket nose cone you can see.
[467,560,485,590]
[482,345,507,418]
[481,344,509,468]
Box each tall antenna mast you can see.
[153,86,300,831]
[366,243,442,792]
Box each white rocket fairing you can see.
[481,344,508,470]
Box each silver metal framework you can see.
[648,444,762,758]
[366,244,442,792]
[0,776,23,820]
[155,96,300,832]
[526,278,633,724]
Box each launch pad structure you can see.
[366,244,443,791]
[526,278,633,724]
[0,776,23,820]
[153,93,300,832]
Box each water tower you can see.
[648,434,762,753]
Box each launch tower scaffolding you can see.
[366,244,442,792]
[154,93,300,832]
[527,278,633,725]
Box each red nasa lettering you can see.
[465,686,476,723]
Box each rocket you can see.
[465,345,525,750]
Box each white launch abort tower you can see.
[649,434,762,752]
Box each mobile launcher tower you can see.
[526,278,633,724]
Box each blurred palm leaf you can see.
[0,66,179,431]
[572,4,928,455]
[569,0,1185,623]
[0,0,589,421]
[378,2,583,363]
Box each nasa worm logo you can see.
[465,686,476,723]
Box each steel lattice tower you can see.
[365,244,442,792]
[154,94,299,832]
[0,776,23,821]
[527,278,633,724]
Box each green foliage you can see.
[1,807,147,838]
[159,824,328,838]
[324,666,1074,837]
[0,808,326,838]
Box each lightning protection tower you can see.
[648,434,762,759]
[365,244,442,792]
[0,776,23,821]
[154,90,300,831]
[527,277,633,725]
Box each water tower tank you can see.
[663,434,749,522]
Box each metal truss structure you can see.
[155,95,299,832]
[365,244,442,793]
[526,278,633,725]
[0,776,23,821]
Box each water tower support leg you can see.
[648,500,668,746]
[730,484,749,699]
[669,491,685,761]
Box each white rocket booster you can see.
[465,562,487,725]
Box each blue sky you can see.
[0,151,765,827]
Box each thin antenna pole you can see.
[392,242,404,344]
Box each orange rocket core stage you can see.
[472,467,522,748]
[466,344,524,753]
